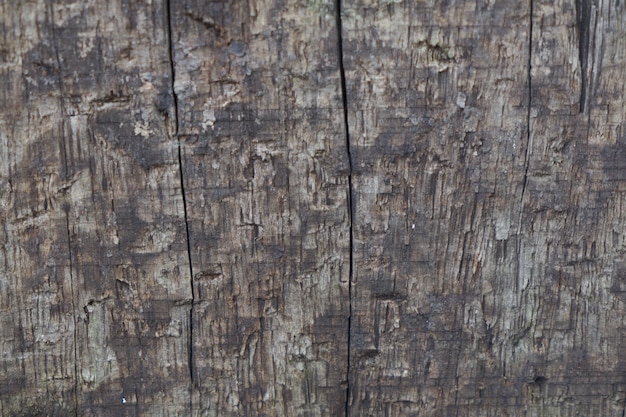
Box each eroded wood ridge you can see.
[342,0,626,415]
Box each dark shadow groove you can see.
[165,0,196,411]
[49,4,80,415]
[64,208,79,417]
[518,0,533,235]
[335,0,353,415]
[576,0,592,113]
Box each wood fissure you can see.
[576,0,592,113]
[335,0,353,415]
[518,0,533,236]
[49,4,79,414]
[165,0,196,403]
[64,208,79,417]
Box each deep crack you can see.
[335,0,353,415]
[165,0,196,409]
[64,208,79,417]
[518,0,533,236]
[576,0,592,113]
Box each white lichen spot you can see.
[202,107,216,131]
[165,319,182,337]
[495,217,510,240]
[134,121,152,138]
[456,92,467,108]
[78,35,95,59]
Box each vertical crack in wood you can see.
[64,208,79,417]
[518,0,533,236]
[165,0,195,411]
[576,0,592,113]
[335,0,353,415]
[49,4,79,414]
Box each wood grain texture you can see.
[0,1,191,415]
[3,0,626,416]
[342,0,532,414]
[518,0,626,415]
[343,0,626,416]
[170,0,351,416]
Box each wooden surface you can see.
[2,0,626,416]
[0,1,191,415]
[171,0,350,415]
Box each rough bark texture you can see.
[2,0,626,416]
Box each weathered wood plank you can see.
[342,0,535,415]
[343,0,626,415]
[0,1,192,415]
[515,0,626,415]
[3,0,626,416]
[0,2,83,413]
[170,0,351,416]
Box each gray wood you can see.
[2,0,626,416]
[0,1,191,415]
[344,0,626,416]
[342,1,531,414]
[170,0,351,415]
